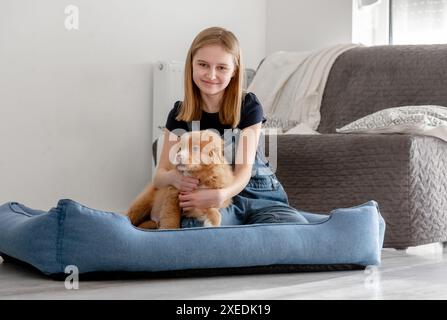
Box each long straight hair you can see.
[177,27,244,128]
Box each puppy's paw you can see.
[203,218,220,227]
[203,219,213,227]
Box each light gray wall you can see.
[0,0,266,212]
[266,0,353,54]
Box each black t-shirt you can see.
[165,92,266,135]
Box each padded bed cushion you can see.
[0,199,385,277]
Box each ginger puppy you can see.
[127,130,234,229]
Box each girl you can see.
[152,26,309,227]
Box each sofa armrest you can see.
[408,136,447,245]
[273,133,411,212]
[272,133,447,248]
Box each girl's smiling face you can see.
[192,45,236,97]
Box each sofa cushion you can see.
[318,45,447,133]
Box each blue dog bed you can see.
[0,199,385,278]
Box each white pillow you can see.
[336,105,447,142]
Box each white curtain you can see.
[392,0,447,44]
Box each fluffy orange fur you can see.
[127,130,234,229]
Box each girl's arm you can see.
[178,123,262,211]
[222,122,262,199]
[127,129,199,219]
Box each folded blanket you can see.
[249,44,361,131]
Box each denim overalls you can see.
[181,124,309,228]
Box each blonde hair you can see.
[177,27,244,128]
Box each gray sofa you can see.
[274,44,447,249]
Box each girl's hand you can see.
[179,188,228,212]
[171,170,200,192]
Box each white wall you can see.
[0,0,266,212]
[266,0,353,54]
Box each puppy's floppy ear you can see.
[202,130,226,164]
[207,140,217,158]
[209,141,226,164]
[208,147,219,163]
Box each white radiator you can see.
[151,61,184,178]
